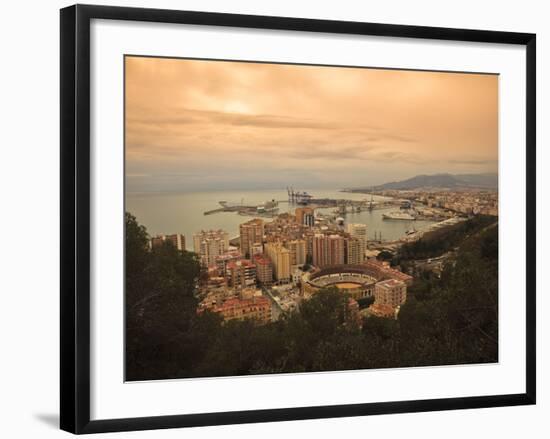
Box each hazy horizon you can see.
[126,172,498,195]
[125,57,498,193]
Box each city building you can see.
[368,303,398,319]
[346,223,367,259]
[291,267,303,286]
[287,239,307,266]
[311,234,327,267]
[193,229,229,265]
[328,235,345,265]
[226,259,257,289]
[303,229,315,261]
[253,254,274,286]
[295,207,315,227]
[214,250,242,276]
[312,234,345,267]
[199,295,272,324]
[265,242,291,283]
[345,237,363,265]
[250,242,264,256]
[264,214,304,243]
[363,259,413,285]
[374,278,407,307]
[238,287,261,300]
[239,218,264,257]
[151,233,185,251]
[199,285,233,308]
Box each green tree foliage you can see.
[125,212,203,380]
[125,212,499,380]
[125,212,150,308]
[397,215,497,262]
[376,250,394,262]
[356,296,375,309]
[398,222,499,366]
[299,288,349,337]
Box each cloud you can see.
[128,107,341,130]
[449,158,498,165]
[124,56,498,191]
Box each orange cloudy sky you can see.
[125,56,498,193]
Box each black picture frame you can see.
[60,4,536,434]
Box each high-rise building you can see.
[312,234,345,267]
[328,234,345,265]
[193,229,229,265]
[253,254,273,286]
[345,237,363,265]
[287,239,307,266]
[304,229,315,262]
[265,242,291,283]
[239,219,264,257]
[295,207,315,227]
[226,259,257,289]
[214,251,241,276]
[374,279,407,307]
[312,234,328,267]
[250,242,264,256]
[151,233,185,251]
[346,223,367,261]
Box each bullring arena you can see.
[301,265,378,300]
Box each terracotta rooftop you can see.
[253,254,272,265]
[376,278,405,288]
[227,259,255,269]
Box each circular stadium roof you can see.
[304,265,377,289]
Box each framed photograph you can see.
[60,4,536,434]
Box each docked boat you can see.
[256,199,279,214]
[382,211,417,221]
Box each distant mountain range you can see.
[352,173,498,191]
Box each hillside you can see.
[350,173,498,191]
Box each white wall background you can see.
[0,0,546,437]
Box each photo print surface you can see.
[124,56,499,381]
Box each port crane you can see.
[287,186,312,205]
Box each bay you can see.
[126,188,437,250]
